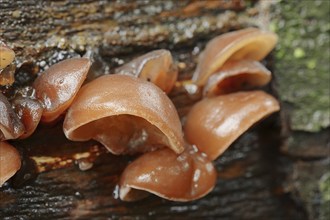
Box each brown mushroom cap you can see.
[33,58,91,123]
[119,146,216,202]
[203,60,271,96]
[193,28,278,86]
[114,49,178,94]
[184,91,280,160]
[0,93,25,140]
[12,97,43,139]
[0,44,15,69]
[63,74,184,155]
[0,141,21,186]
[0,64,16,86]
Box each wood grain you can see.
[0,1,306,219]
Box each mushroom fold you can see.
[33,58,91,123]
[12,97,43,139]
[0,141,21,186]
[63,74,184,155]
[114,49,178,93]
[0,93,25,140]
[203,60,271,96]
[184,91,280,160]
[119,146,216,202]
[193,28,278,85]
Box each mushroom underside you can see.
[70,114,171,155]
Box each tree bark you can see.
[0,1,308,219]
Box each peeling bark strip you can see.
[0,0,305,219]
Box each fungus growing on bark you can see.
[184,91,280,160]
[115,49,178,94]
[120,145,216,201]
[193,28,277,86]
[63,74,184,155]
[0,141,21,186]
[33,58,91,123]
[203,60,271,96]
[0,93,25,141]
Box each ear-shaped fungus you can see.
[63,74,184,155]
[193,28,278,85]
[119,146,216,202]
[12,97,43,139]
[0,141,21,186]
[0,93,25,140]
[203,60,271,96]
[114,49,178,94]
[33,58,91,123]
[184,91,280,160]
[0,43,15,69]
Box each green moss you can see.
[320,172,330,220]
[272,0,330,132]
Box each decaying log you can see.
[0,0,312,219]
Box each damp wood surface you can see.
[0,0,322,219]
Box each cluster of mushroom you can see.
[0,27,279,202]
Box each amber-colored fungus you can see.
[33,58,91,123]
[0,93,25,140]
[193,28,277,86]
[63,74,184,155]
[115,49,178,94]
[120,146,216,202]
[203,60,271,96]
[0,141,21,186]
[0,43,15,69]
[12,97,43,139]
[184,91,280,160]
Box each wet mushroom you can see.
[0,141,21,186]
[63,74,184,155]
[33,58,91,123]
[120,145,216,202]
[203,60,271,96]
[12,96,43,139]
[193,28,278,86]
[114,49,178,93]
[184,91,280,160]
[0,42,15,69]
[0,64,16,86]
[0,93,25,140]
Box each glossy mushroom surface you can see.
[0,141,21,186]
[184,91,280,160]
[114,49,178,93]
[0,43,15,69]
[120,146,216,202]
[193,28,278,85]
[0,64,16,86]
[63,74,184,155]
[33,58,91,123]
[12,97,43,139]
[203,60,271,96]
[0,93,25,140]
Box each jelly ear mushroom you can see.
[184,91,280,160]
[33,58,91,123]
[203,60,271,97]
[119,146,216,202]
[12,97,43,139]
[193,28,278,86]
[0,141,21,186]
[114,49,178,94]
[0,43,15,69]
[0,93,25,140]
[63,74,184,155]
